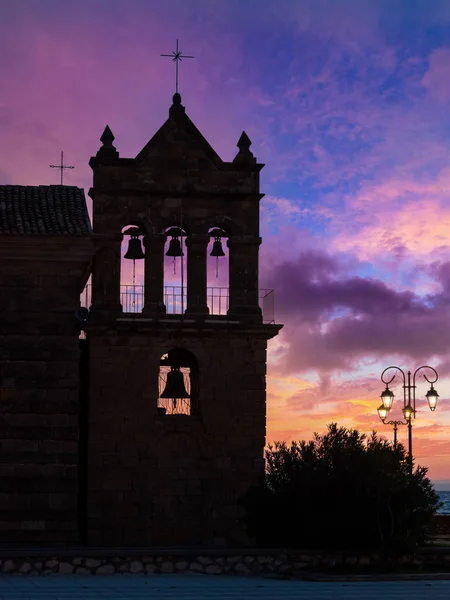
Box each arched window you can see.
[164,225,188,315]
[157,349,199,416]
[120,223,146,313]
[207,226,229,316]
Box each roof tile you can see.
[0,185,92,235]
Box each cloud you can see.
[267,251,450,374]
[422,47,450,101]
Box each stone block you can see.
[85,558,102,568]
[205,564,222,574]
[189,561,204,573]
[160,561,174,573]
[129,560,144,573]
[2,560,15,572]
[58,562,74,574]
[45,560,58,568]
[234,562,250,574]
[96,564,115,574]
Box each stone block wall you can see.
[0,258,88,543]
[86,323,270,547]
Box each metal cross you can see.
[161,39,194,94]
[50,151,74,185]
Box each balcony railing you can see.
[81,285,275,324]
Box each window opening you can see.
[207,227,229,316]
[164,225,187,314]
[158,349,198,416]
[121,224,145,312]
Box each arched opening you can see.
[120,223,146,312]
[207,226,229,316]
[163,225,188,315]
[157,348,199,416]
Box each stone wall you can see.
[1,548,450,576]
[86,324,271,547]
[0,241,94,544]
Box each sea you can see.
[437,491,450,514]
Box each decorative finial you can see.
[95,125,119,161]
[169,92,186,119]
[233,131,256,164]
[100,125,115,146]
[49,151,74,185]
[161,39,194,94]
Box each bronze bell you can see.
[166,236,184,257]
[160,366,190,399]
[210,237,225,257]
[124,235,145,260]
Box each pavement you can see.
[1,574,450,600]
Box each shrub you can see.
[239,423,441,554]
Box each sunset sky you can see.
[1,0,450,480]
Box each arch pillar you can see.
[185,234,210,316]
[143,233,167,314]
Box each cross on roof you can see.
[50,151,74,185]
[161,39,194,94]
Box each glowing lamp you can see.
[377,404,389,422]
[402,404,414,421]
[381,386,394,411]
[425,385,439,412]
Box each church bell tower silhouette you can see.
[85,92,282,546]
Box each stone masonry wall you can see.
[0,259,85,544]
[86,324,269,548]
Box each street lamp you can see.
[378,365,439,473]
[377,403,406,448]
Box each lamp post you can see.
[378,366,439,474]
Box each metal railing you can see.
[81,285,275,324]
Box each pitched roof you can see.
[134,94,223,167]
[0,185,92,235]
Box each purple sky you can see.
[2,0,450,479]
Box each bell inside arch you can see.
[210,236,225,257]
[124,232,145,260]
[160,366,190,399]
[166,236,184,257]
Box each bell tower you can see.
[85,93,282,546]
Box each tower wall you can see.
[86,326,268,545]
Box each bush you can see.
[239,423,442,554]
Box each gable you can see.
[135,95,223,169]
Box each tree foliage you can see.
[239,423,441,554]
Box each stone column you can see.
[90,235,123,313]
[227,236,262,319]
[143,233,167,314]
[185,234,210,316]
